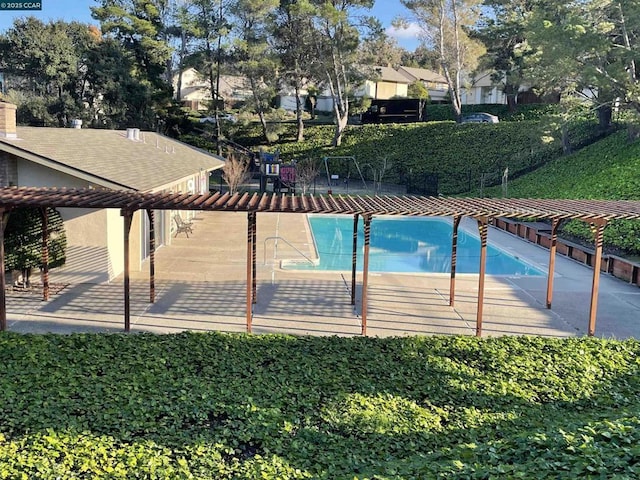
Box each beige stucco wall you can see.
[55,208,112,283]
[106,208,126,279]
[3,152,209,283]
[17,160,88,189]
[14,159,142,283]
[362,81,409,100]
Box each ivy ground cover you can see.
[1,332,639,479]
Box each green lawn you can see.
[1,332,639,479]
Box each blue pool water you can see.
[286,216,544,275]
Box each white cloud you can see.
[386,22,422,41]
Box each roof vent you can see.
[126,128,140,141]
[71,119,82,129]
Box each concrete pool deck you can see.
[5,212,640,338]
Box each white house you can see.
[173,67,252,110]
[0,102,225,283]
[461,71,508,105]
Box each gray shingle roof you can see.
[0,127,225,192]
[372,66,412,84]
[398,66,447,84]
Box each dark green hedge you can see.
[424,103,558,122]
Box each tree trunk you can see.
[295,83,304,142]
[561,124,572,154]
[333,110,348,147]
[176,30,188,103]
[258,109,270,143]
[597,104,612,132]
[504,83,519,112]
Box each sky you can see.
[0,0,422,51]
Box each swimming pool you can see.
[285,215,544,275]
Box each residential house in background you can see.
[173,67,252,111]
[397,66,449,103]
[174,65,532,118]
[0,102,225,283]
[461,71,508,105]
[359,66,411,100]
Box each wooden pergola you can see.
[1,187,639,337]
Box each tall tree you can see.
[474,0,536,110]
[92,0,174,128]
[168,1,199,103]
[85,37,152,128]
[401,45,441,70]
[309,0,375,147]
[358,20,406,68]
[231,0,280,143]
[273,0,317,142]
[0,18,97,126]
[400,0,485,121]
[189,0,233,150]
[521,0,640,133]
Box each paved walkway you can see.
[6,212,640,338]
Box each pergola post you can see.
[476,218,489,337]
[546,218,559,309]
[0,209,8,331]
[147,209,155,303]
[351,213,359,306]
[588,221,606,336]
[252,212,257,304]
[122,210,133,332]
[246,211,255,333]
[40,207,49,301]
[449,215,461,306]
[361,215,371,336]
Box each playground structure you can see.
[218,140,380,195]
[258,149,297,194]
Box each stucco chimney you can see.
[0,103,17,139]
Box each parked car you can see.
[461,112,499,124]
[199,113,238,124]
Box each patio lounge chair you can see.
[174,214,193,238]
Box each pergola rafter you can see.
[0,187,639,337]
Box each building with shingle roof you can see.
[0,102,225,283]
[359,66,412,100]
[397,66,449,103]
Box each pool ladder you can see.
[263,236,315,266]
